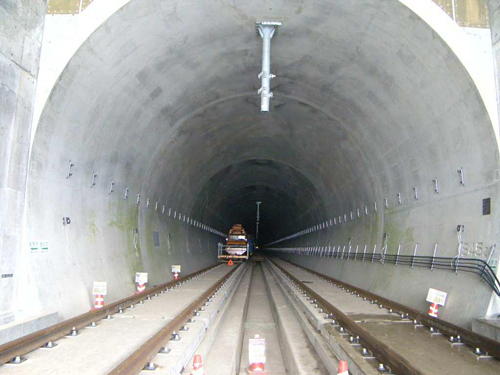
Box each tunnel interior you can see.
[22,0,500,326]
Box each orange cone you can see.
[337,360,348,375]
[228,260,234,265]
[190,354,204,375]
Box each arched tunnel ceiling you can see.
[35,0,498,243]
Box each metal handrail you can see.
[266,247,500,296]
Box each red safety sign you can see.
[428,302,439,318]
[135,272,148,293]
[94,294,104,309]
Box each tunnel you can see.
[2,0,500,335]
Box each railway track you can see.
[1,256,499,374]
[268,257,500,375]
[0,264,239,374]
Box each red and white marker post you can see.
[426,288,448,318]
[428,302,439,317]
[190,354,204,375]
[135,272,148,294]
[337,360,348,375]
[248,334,268,374]
[172,265,181,281]
[92,281,107,309]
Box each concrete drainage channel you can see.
[182,260,335,375]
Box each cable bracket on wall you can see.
[457,167,465,186]
[67,160,74,179]
[91,172,97,188]
[433,178,439,194]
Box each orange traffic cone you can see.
[337,360,348,375]
[428,302,439,318]
[190,354,204,375]
[228,260,234,266]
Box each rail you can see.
[266,246,500,296]
[274,257,500,360]
[108,264,241,374]
[0,264,220,366]
[268,258,424,374]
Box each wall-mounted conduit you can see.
[266,246,500,296]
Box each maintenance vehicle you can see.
[218,224,251,262]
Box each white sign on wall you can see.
[135,272,148,284]
[30,241,39,252]
[92,281,107,295]
[171,265,181,273]
[426,288,447,306]
[30,241,49,253]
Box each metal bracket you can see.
[67,160,74,179]
[457,167,465,186]
[433,178,439,194]
[91,172,97,188]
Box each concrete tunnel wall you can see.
[9,0,500,327]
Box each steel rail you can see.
[0,264,219,366]
[280,258,500,360]
[269,258,425,375]
[108,264,241,375]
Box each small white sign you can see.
[426,288,447,306]
[135,272,148,284]
[249,335,266,364]
[30,241,40,252]
[30,241,49,253]
[93,281,107,295]
[171,265,181,273]
[40,241,49,252]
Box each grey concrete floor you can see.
[275,259,500,375]
[239,263,287,374]
[0,266,233,375]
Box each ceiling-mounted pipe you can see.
[256,21,281,112]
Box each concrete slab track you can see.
[0,265,234,375]
[273,258,500,375]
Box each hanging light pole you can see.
[256,202,262,243]
[256,21,281,112]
